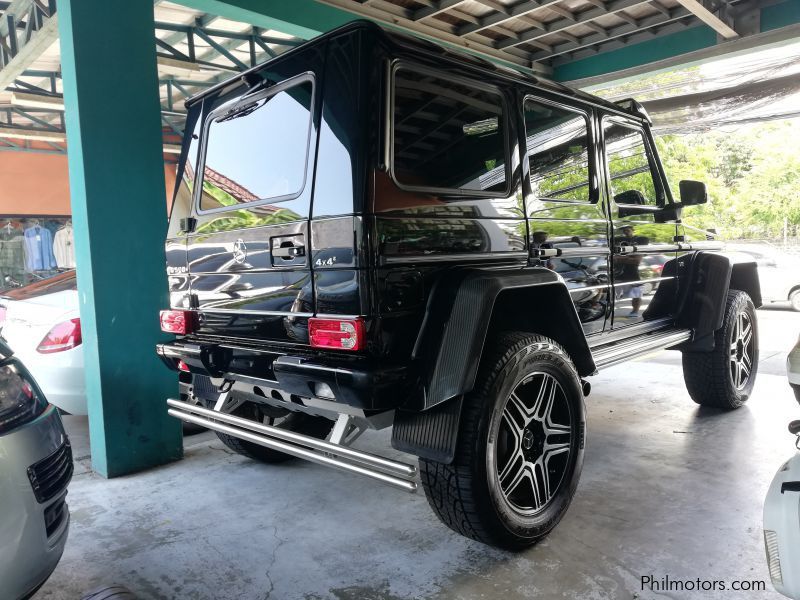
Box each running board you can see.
[167,399,418,493]
[591,329,692,370]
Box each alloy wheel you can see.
[491,372,573,516]
[730,310,754,390]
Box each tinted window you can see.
[392,67,507,194]
[524,100,591,202]
[604,123,659,206]
[199,79,314,212]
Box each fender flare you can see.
[678,251,761,352]
[412,267,595,410]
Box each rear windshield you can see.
[391,66,508,196]
[2,270,76,301]
[198,77,314,212]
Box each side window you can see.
[603,121,660,207]
[392,66,508,195]
[524,99,591,202]
[198,78,314,212]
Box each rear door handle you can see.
[272,245,305,258]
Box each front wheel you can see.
[682,290,759,409]
[420,333,585,550]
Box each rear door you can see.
[185,62,320,345]
[523,95,611,337]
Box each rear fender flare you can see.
[412,267,595,410]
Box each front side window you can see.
[198,78,314,212]
[524,99,591,202]
[392,67,508,195]
[603,122,660,207]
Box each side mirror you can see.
[678,180,708,206]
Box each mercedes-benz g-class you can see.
[158,21,761,550]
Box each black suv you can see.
[158,21,761,550]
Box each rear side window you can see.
[198,77,314,212]
[391,66,508,195]
[524,99,591,202]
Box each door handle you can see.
[272,245,305,258]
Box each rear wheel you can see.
[420,333,585,550]
[213,401,334,464]
[682,290,758,409]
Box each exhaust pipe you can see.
[167,398,418,493]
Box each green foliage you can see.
[655,119,800,239]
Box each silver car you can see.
[0,339,72,599]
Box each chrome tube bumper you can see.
[166,398,418,493]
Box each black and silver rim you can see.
[489,372,573,517]
[730,310,754,390]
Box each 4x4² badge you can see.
[232,239,247,264]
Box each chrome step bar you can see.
[592,329,693,370]
[167,399,418,493]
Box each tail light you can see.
[308,318,365,351]
[160,310,197,335]
[37,318,82,354]
[0,306,6,327]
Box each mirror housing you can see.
[679,180,708,206]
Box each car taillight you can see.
[308,318,365,351]
[0,306,6,326]
[37,318,82,354]
[160,310,197,335]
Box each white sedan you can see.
[0,271,86,415]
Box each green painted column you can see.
[58,0,182,477]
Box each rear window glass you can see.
[2,270,76,301]
[198,78,314,212]
[392,67,508,195]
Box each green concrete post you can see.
[58,0,182,477]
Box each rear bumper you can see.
[156,339,416,410]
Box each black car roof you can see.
[185,20,636,120]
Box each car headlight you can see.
[0,359,48,434]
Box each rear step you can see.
[167,398,418,493]
[591,328,692,370]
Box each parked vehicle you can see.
[763,358,800,599]
[0,270,85,415]
[159,21,761,550]
[727,243,800,311]
[0,339,73,599]
[789,334,800,402]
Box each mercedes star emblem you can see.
[232,239,247,264]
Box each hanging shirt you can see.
[23,226,57,271]
[53,225,76,269]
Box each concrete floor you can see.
[36,307,800,600]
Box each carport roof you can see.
[316,0,747,74]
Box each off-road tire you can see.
[214,403,334,463]
[420,332,585,550]
[682,290,758,409]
